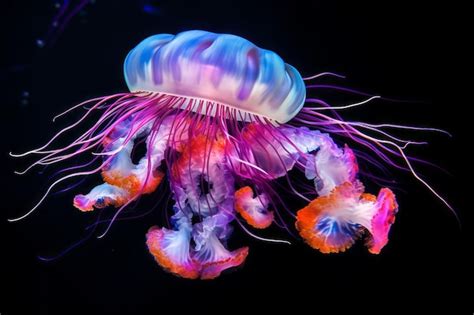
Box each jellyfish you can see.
[11,30,452,279]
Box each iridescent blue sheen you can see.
[124,30,305,123]
[315,215,361,248]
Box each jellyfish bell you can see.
[123,30,306,123]
[11,30,452,280]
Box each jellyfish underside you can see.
[16,90,397,279]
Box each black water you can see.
[1,0,470,313]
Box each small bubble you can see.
[54,2,61,9]
[52,21,59,27]
[143,3,160,15]
[36,39,45,48]
[20,90,30,107]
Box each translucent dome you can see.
[124,30,305,123]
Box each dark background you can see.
[1,0,471,313]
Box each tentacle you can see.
[74,114,173,212]
[192,214,248,280]
[296,181,398,254]
[146,209,199,279]
[234,186,273,229]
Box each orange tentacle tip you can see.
[146,226,249,280]
[295,182,398,254]
[146,226,200,279]
[235,186,273,229]
[199,247,249,280]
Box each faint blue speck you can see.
[36,39,45,48]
